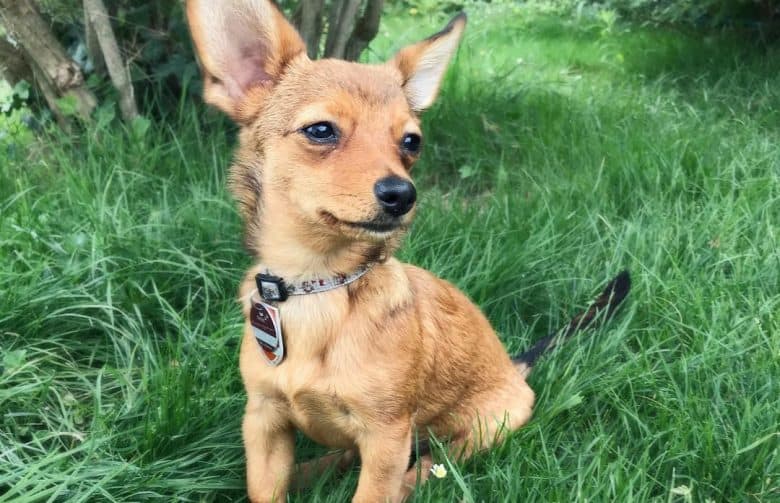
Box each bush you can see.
[0,79,35,159]
[533,0,779,28]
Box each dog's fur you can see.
[186,2,629,501]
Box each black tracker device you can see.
[256,273,288,302]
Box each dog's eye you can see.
[401,133,422,154]
[302,122,338,144]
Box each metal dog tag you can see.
[250,299,284,366]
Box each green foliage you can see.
[129,115,151,140]
[54,94,79,117]
[0,79,35,158]
[0,80,29,113]
[35,0,81,24]
[538,0,780,27]
[399,0,465,17]
[605,0,779,26]
[393,0,515,19]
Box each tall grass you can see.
[2,4,778,501]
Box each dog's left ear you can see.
[391,13,467,112]
[186,0,307,122]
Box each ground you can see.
[1,3,778,501]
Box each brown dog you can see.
[186,2,630,501]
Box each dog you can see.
[185,2,630,501]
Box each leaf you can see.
[736,433,780,455]
[56,95,79,117]
[2,349,27,373]
[458,164,477,179]
[131,116,151,139]
[96,103,117,129]
[670,484,693,503]
[13,80,30,101]
[557,392,584,411]
[0,80,13,112]
[497,166,508,184]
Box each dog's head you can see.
[187,1,465,256]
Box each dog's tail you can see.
[513,270,631,376]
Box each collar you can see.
[255,264,373,302]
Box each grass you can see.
[1,3,779,501]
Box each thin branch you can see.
[324,0,362,59]
[84,0,138,122]
[83,0,104,73]
[295,0,325,58]
[324,0,345,58]
[0,33,32,84]
[344,0,384,61]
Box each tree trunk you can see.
[0,34,32,85]
[84,0,138,122]
[295,0,325,58]
[0,0,96,125]
[83,1,105,74]
[324,0,363,59]
[344,0,384,61]
[294,0,384,61]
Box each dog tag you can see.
[250,299,285,366]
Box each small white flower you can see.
[430,463,447,479]
[670,485,693,502]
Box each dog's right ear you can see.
[392,13,466,112]
[186,0,306,122]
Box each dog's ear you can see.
[186,0,306,122]
[392,13,466,112]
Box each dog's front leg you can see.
[243,395,294,503]
[352,419,412,503]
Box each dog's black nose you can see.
[374,176,417,217]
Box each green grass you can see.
[2,4,779,501]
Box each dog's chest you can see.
[249,294,369,446]
[288,386,360,447]
[241,275,415,447]
[280,347,366,448]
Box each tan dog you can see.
[186,2,630,501]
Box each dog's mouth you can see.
[320,211,405,235]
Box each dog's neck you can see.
[253,197,390,282]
